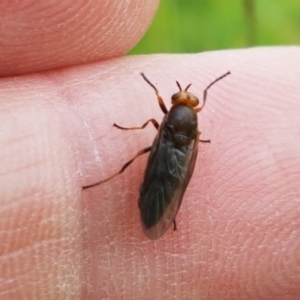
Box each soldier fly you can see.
[83,71,231,239]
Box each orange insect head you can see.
[171,81,199,108]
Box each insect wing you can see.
[139,125,200,240]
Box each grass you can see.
[129,0,300,54]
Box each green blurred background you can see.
[130,0,300,54]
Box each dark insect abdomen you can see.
[138,105,198,230]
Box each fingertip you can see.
[0,0,159,76]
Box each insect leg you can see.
[140,73,168,115]
[194,71,231,113]
[83,146,152,189]
[173,220,177,231]
[198,131,210,143]
[199,139,211,143]
[114,118,159,131]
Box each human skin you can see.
[0,1,300,300]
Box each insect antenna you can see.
[176,81,182,91]
[184,83,192,91]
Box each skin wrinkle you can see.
[0,159,45,177]
[53,78,97,185]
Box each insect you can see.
[83,71,231,239]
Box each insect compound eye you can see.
[187,95,199,107]
[193,96,199,107]
[185,93,199,106]
[171,93,180,102]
